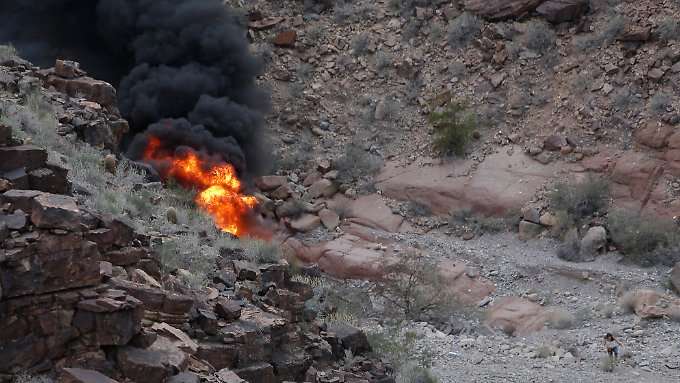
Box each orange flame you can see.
[143,136,258,236]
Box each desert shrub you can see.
[429,23,444,41]
[14,374,53,383]
[447,13,481,49]
[289,82,305,98]
[407,201,432,217]
[240,237,282,264]
[546,308,576,329]
[402,19,423,41]
[0,44,18,63]
[649,92,672,116]
[336,55,353,69]
[368,328,436,382]
[397,364,439,383]
[333,3,356,23]
[405,75,423,104]
[573,15,626,50]
[375,50,393,73]
[373,250,456,320]
[611,87,638,112]
[381,96,400,121]
[619,290,639,313]
[524,20,556,53]
[599,355,615,372]
[608,209,680,266]
[306,25,326,43]
[0,44,17,62]
[600,15,626,44]
[657,17,680,42]
[429,102,477,156]
[155,234,218,289]
[549,176,610,227]
[351,33,370,56]
[334,143,382,185]
[296,63,315,82]
[535,345,554,358]
[449,208,516,234]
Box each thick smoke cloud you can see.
[0,0,269,175]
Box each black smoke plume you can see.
[0,0,269,175]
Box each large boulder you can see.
[30,192,82,231]
[61,368,119,383]
[0,145,47,172]
[580,226,607,256]
[46,75,117,109]
[327,323,371,355]
[536,0,588,23]
[485,297,549,336]
[377,151,557,218]
[671,263,680,294]
[464,0,545,20]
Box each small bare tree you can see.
[373,250,454,320]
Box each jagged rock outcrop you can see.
[464,0,545,20]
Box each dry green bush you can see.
[524,20,556,53]
[608,209,680,266]
[448,13,481,49]
[0,44,17,63]
[334,143,382,186]
[546,308,577,330]
[657,17,680,42]
[549,176,610,231]
[429,102,477,157]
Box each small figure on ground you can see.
[603,333,623,360]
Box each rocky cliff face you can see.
[0,57,387,383]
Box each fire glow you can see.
[143,136,258,237]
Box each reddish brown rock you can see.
[619,26,651,42]
[116,346,170,383]
[1,234,101,297]
[536,0,588,23]
[290,214,321,232]
[273,30,297,47]
[0,145,47,172]
[55,59,85,79]
[255,175,287,191]
[104,247,147,266]
[485,297,549,336]
[28,167,71,194]
[30,193,82,231]
[634,122,672,149]
[215,297,243,321]
[543,135,569,151]
[464,0,544,20]
[307,179,337,199]
[46,75,117,108]
[318,208,340,230]
[196,342,239,370]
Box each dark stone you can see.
[536,0,588,24]
[196,342,239,370]
[234,362,276,383]
[0,209,27,230]
[1,189,42,213]
[196,309,219,335]
[3,167,29,189]
[0,145,47,172]
[30,193,82,231]
[104,247,147,266]
[215,298,242,321]
[61,368,120,383]
[168,372,201,383]
[327,323,371,356]
[29,167,70,194]
[116,347,169,383]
